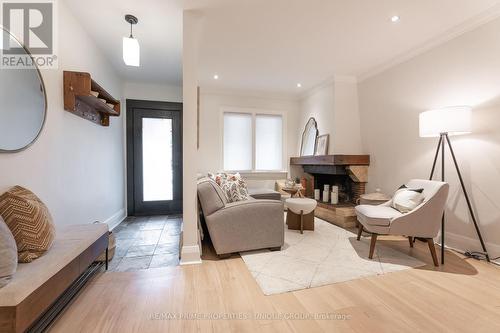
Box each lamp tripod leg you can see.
[444,135,490,262]
[441,134,445,264]
[429,135,445,264]
[429,135,443,180]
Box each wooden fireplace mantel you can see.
[290,155,370,166]
[289,155,370,229]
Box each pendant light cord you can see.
[129,22,133,38]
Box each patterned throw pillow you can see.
[208,172,250,202]
[0,186,56,263]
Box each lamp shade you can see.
[419,106,472,138]
[123,36,140,67]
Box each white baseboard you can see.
[443,231,500,258]
[103,208,127,231]
[180,245,202,265]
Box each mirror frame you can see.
[0,27,47,153]
[300,117,319,156]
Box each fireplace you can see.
[290,155,370,228]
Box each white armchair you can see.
[355,179,449,266]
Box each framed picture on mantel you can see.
[314,134,329,155]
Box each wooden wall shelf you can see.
[63,71,121,126]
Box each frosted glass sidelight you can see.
[224,113,253,170]
[256,115,283,170]
[142,118,173,201]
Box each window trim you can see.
[220,106,287,173]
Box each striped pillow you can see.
[0,186,55,263]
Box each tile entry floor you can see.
[108,215,181,271]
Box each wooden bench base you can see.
[0,232,108,333]
[286,210,315,233]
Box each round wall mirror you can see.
[300,117,318,156]
[0,27,47,153]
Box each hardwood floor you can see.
[49,236,500,333]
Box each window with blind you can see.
[223,111,283,171]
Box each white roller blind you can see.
[256,114,283,171]
[223,113,252,170]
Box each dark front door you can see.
[127,100,182,216]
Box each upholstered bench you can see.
[0,223,108,333]
[286,198,317,234]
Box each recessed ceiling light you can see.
[390,15,400,23]
[296,83,302,88]
[213,74,219,80]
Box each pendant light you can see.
[123,14,140,67]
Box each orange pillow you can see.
[0,186,55,263]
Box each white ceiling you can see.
[65,0,183,86]
[66,0,500,92]
[194,0,500,93]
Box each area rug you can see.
[240,216,425,295]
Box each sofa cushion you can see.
[355,204,402,227]
[0,216,17,288]
[248,188,281,201]
[0,186,55,263]
[198,178,227,216]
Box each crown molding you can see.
[333,75,357,83]
[359,3,500,82]
[199,86,300,101]
[298,75,357,101]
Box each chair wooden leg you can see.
[427,239,439,267]
[357,224,364,241]
[300,210,304,234]
[408,236,414,248]
[369,234,378,259]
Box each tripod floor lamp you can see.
[419,106,489,264]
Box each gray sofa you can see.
[197,178,284,256]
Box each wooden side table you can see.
[282,187,304,198]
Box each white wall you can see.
[298,79,363,155]
[123,82,182,103]
[198,89,300,184]
[333,79,363,154]
[358,17,500,258]
[298,83,334,154]
[181,10,202,265]
[0,1,126,229]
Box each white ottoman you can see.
[285,198,317,233]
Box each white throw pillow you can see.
[0,216,17,288]
[392,185,425,213]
